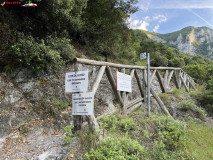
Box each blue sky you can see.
[129,0,213,34]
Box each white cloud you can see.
[153,25,160,32]
[138,21,149,30]
[130,19,149,30]
[132,20,139,27]
[153,15,167,23]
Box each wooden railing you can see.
[72,58,196,133]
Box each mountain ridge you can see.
[144,26,213,59]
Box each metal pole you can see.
[147,53,150,117]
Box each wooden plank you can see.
[91,66,106,93]
[74,58,181,70]
[150,86,172,117]
[174,71,180,89]
[164,70,169,87]
[178,70,182,89]
[167,70,174,87]
[126,102,142,115]
[126,97,144,109]
[134,70,145,98]
[150,69,156,84]
[87,66,106,134]
[156,71,166,93]
[143,74,172,117]
[180,75,189,92]
[105,66,124,107]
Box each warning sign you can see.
[65,70,88,93]
[72,92,94,115]
[116,71,132,92]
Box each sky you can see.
[129,0,213,34]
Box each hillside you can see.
[1,0,213,159]
[146,26,213,59]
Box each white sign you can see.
[65,70,88,93]
[116,71,132,92]
[140,53,147,60]
[72,92,94,115]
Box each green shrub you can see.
[177,100,206,117]
[172,89,181,97]
[63,125,75,145]
[153,115,187,151]
[5,32,76,73]
[99,114,136,132]
[18,124,30,135]
[151,115,190,160]
[84,137,148,159]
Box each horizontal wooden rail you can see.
[73,58,181,70]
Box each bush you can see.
[5,32,76,73]
[177,100,206,118]
[151,115,190,160]
[99,114,136,132]
[84,137,148,159]
[63,125,75,145]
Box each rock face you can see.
[0,62,166,159]
[148,26,213,59]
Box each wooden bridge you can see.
[72,58,196,133]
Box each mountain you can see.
[146,26,213,59]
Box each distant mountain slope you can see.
[146,26,213,59]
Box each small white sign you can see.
[116,71,132,92]
[72,92,94,115]
[140,53,147,60]
[65,70,88,93]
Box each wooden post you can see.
[150,69,156,84]
[105,66,124,107]
[180,75,189,92]
[174,70,180,89]
[86,66,106,134]
[178,70,182,89]
[164,70,168,89]
[134,70,145,98]
[156,71,166,93]
[167,70,174,88]
[73,63,83,131]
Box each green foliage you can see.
[18,124,30,135]
[177,100,206,118]
[51,98,69,110]
[172,89,181,97]
[151,115,189,160]
[79,128,99,151]
[63,125,75,145]
[84,137,148,160]
[5,32,76,73]
[99,114,136,132]
[158,93,171,107]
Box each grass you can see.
[187,121,213,160]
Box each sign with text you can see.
[65,70,88,93]
[116,71,132,92]
[140,52,147,60]
[72,92,94,115]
